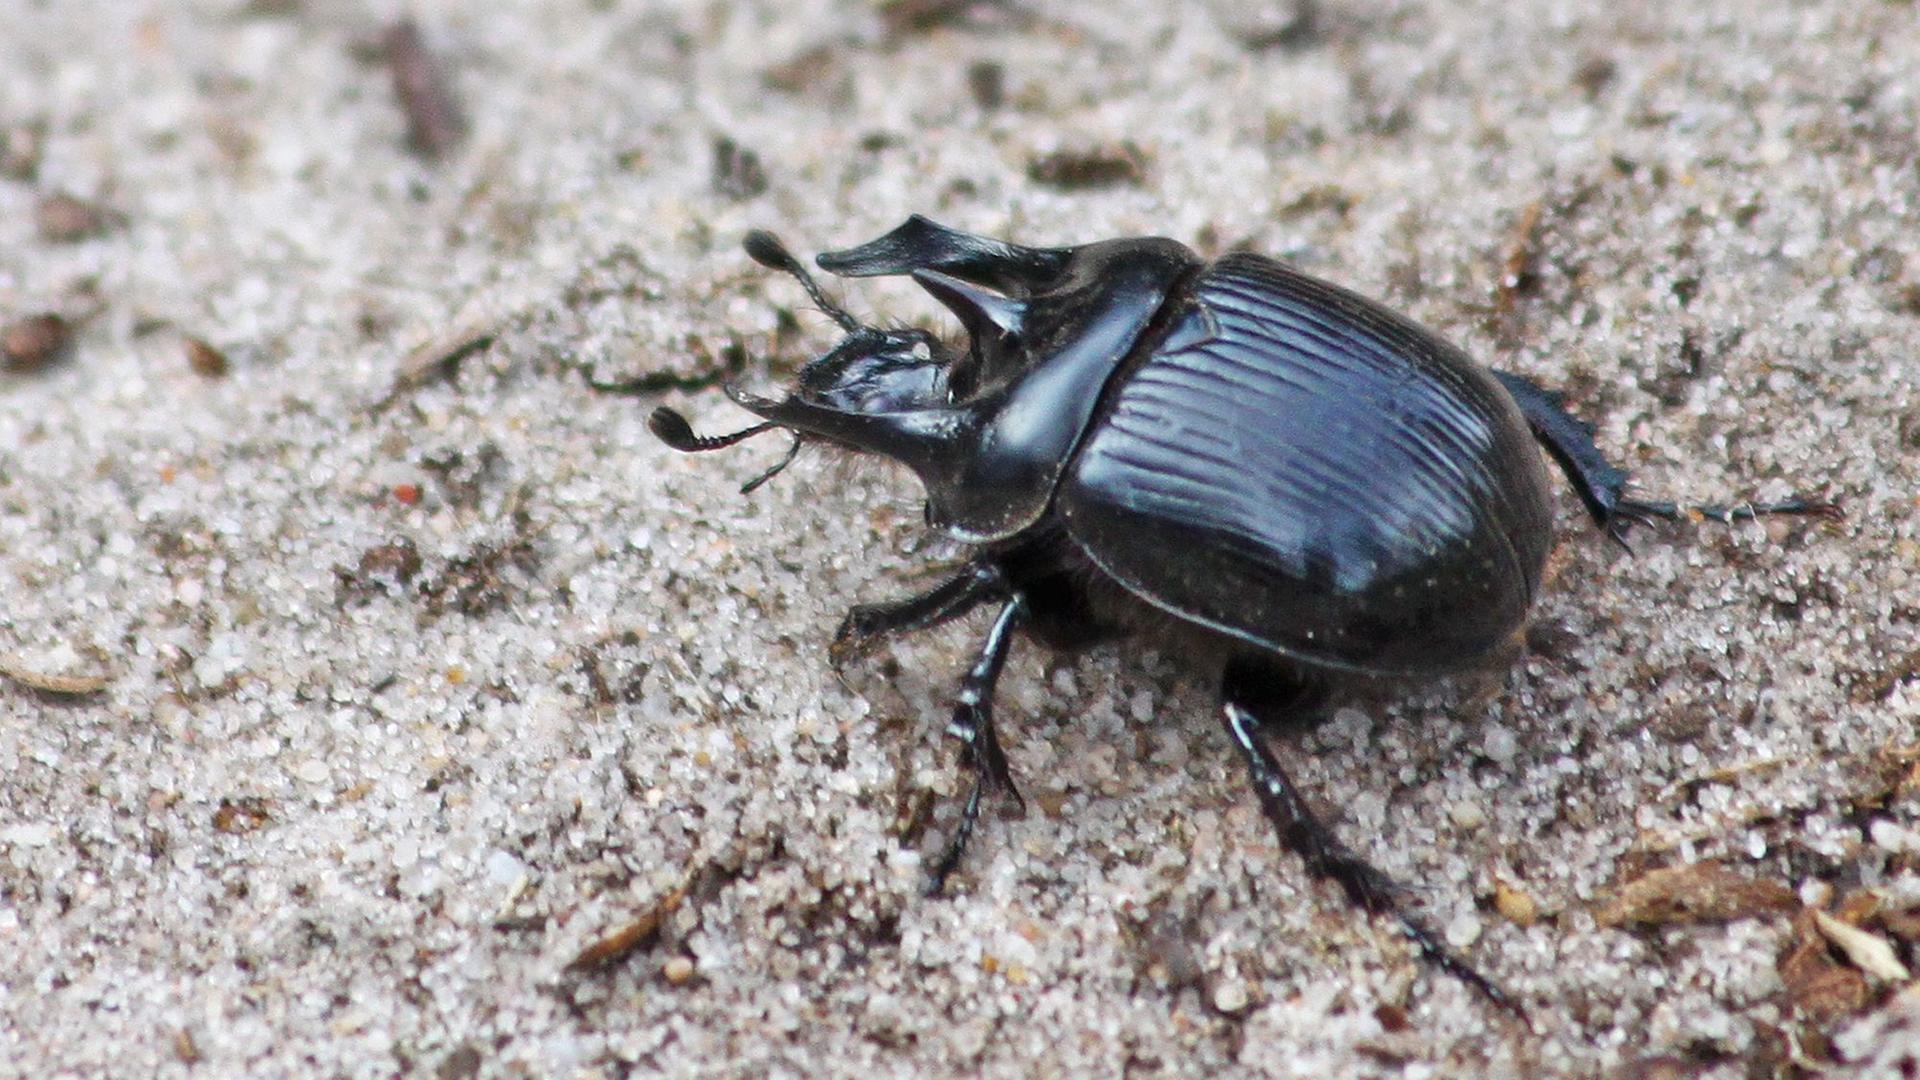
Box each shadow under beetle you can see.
[650,217,1836,1014]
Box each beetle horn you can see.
[743,229,862,333]
[911,269,1029,342]
[815,215,1070,297]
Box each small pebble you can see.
[662,956,696,985]
[2,313,72,372]
[3,822,55,847]
[1495,881,1539,926]
[1445,910,1483,949]
[185,336,230,378]
[1481,722,1519,764]
[36,192,113,242]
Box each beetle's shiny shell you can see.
[1059,253,1555,677]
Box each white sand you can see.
[3,1,1917,1075]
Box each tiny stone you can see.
[36,192,113,242]
[1870,819,1911,854]
[1481,722,1519,764]
[3,822,55,847]
[1449,799,1487,829]
[1211,979,1249,1013]
[2,313,72,372]
[662,956,696,985]
[1495,881,1539,926]
[0,121,44,180]
[296,759,331,784]
[185,336,230,378]
[1445,910,1483,949]
[485,849,529,886]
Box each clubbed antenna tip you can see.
[743,229,861,333]
[648,406,775,453]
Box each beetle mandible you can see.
[649,216,1834,1012]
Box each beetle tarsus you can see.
[927,594,1028,894]
[1220,697,1522,1018]
[1611,496,1844,526]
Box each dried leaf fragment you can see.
[1814,909,1912,982]
[568,884,688,970]
[384,19,467,159]
[1596,861,1796,927]
[1027,143,1148,191]
[1780,908,1872,1020]
[0,653,110,695]
[212,797,273,835]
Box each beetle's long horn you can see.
[648,406,778,452]
[743,230,862,333]
[911,269,1029,342]
[816,215,1070,296]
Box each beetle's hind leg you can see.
[1218,658,1522,1017]
[926,594,1029,896]
[1491,369,1838,547]
[830,560,1009,670]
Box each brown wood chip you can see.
[1595,862,1797,927]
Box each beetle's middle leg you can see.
[830,559,1009,670]
[1218,657,1521,1016]
[926,593,1028,896]
[1491,369,1837,546]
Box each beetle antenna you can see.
[649,406,778,452]
[744,230,862,334]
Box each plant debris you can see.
[568,883,689,970]
[384,19,467,159]
[1595,862,1797,928]
[0,653,110,696]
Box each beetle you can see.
[649,217,1834,1012]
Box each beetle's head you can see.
[651,228,991,492]
[787,324,951,415]
[653,217,1201,537]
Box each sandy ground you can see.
[3,0,1919,1075]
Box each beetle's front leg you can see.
[927,593,1028,896]
[830,559,1009,670]
[1491,369,1838,547]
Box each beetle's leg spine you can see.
[927,593,1028,896]
[1491,369,1628,531]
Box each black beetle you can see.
[649,217,1834,1013]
